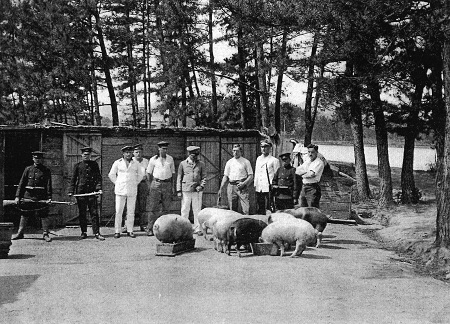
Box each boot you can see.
[43,232,52,242]
[41,218,52,242]
[11,216,27,240]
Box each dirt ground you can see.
[2,164,450,324]
[1,219,450,324]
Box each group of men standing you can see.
[219,140,326,215]
[10,139,325,242]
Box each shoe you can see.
[127,232,136,238]
[114,233,120,239]
[80,232,88,240]
[43,234,52,242]
[95,234,105,241]
[121,226,127,234]
[11,233,24,240]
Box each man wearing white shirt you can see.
[145,141,175,236]
[296,144,325,208]
[133,144,150,232]
[108,145,145,238]
[254,141,280,214]
[218,144,253,214]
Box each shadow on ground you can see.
[0,275,40,305]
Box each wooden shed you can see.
[0,125,262,226]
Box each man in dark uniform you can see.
[272,151,299,210]
[68,147,104,240]
[12,151,53,242]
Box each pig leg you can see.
[249,243,255,255]
[236,243,242,258]
[276,240,285,257]
[201,222,208,240]
[227,241,232,256]
[290,240,306,257]
[316,230,323,248]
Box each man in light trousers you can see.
[177,146,206,235]
[108,145,145,238]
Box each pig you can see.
[153,214,193,243]
[267,212,296,224]
[226,218,267,257]
[260,219,316,257]
[212,215,242,253]
[198,208,241,239]
[284,207,328,247]
[203,209,242,240]
[246,214,270,224]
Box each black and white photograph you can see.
[1,0,450,323]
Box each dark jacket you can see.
[16,164,52,200]
[69,160,102,195]
[272,164,299,200]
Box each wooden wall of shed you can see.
[1,127,262,226]
[41,132,66,225]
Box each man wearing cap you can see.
[218,144,253,214]
[68,147,104,240]
[177,146,206,234]
[254,141,280,214]
[12,151,53,242]
[272,151,299,210]
[296,144,325,208]
[108,145,145,238]
[145,141,175,236]
[133,144,150,232]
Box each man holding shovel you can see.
[68,147,104,240]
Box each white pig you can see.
[202,208,242,240]
[260,219,316,257]
[267,212,296,224]
[153,214,193,243]
[211,215,242,253]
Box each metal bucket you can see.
[0,222,15,258]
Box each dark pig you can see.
[226,218,268,257]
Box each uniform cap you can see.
[133,144,143,150]
[187,145,200,152]
[233,144,241,150]
[31,151,44,157]
[80,147,93,153]
[260,141,272,147]
[157,141,169,147]
[290,139,299,144]
[121,145,134,152]
[279,151,291,159]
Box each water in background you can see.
[318,144,436,171]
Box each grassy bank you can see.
[339,163,450,281]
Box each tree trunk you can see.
[436,0,450,247]
[142,1,148,128]
[237,24,248,128]
[208,1,218,120]
[401,83,424,204]
[256,40,270,129]
[346,61,370,200]
[92,6,119,126]
[274,29,288,135]
[368,79,393,207]
[304,32,319,146]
